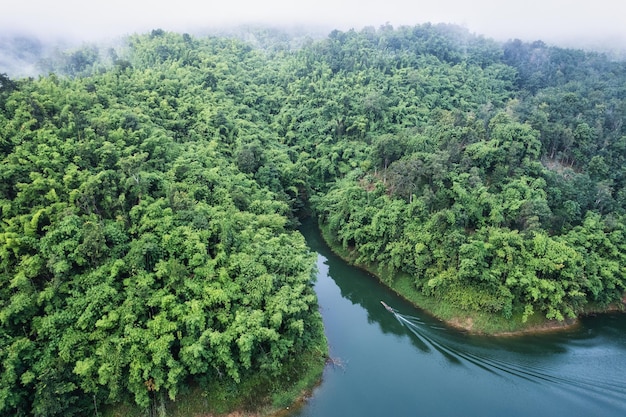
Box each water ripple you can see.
[392,310,626,409]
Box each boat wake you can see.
[382,303,626,411]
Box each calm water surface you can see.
[294,220,626,417]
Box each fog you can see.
[2,0,625,47]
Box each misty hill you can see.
[0,34,49,77]
[1,24,625,416]
[0,26,325,79]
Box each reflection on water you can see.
[295,220,626,417]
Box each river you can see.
[293,220,626,417]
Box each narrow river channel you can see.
[294,219,626,417]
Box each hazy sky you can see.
[3,0,626,47]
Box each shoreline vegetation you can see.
[317,221,623,336]
[104,326,327,417]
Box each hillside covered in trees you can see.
[1,24,626,416]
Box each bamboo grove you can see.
[1,24,626,415]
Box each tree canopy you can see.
[0,31,323,416]
[1,24,626,416]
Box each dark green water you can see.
[294,220,626,417]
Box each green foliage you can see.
[0,32,323,416]
[305,26,626,327]
[2,24,626,415]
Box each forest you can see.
[1,24,626,416]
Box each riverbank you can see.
[103,321,327,417]
[317,221,622,336]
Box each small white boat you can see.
[380,301,395,313]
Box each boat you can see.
[380,301,395,313]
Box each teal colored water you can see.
[295,220,626,417]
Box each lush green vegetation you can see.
[0,30,326,416]
[1,24,626,415]
[307,27,626,325]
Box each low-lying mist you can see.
[2,0,626,77]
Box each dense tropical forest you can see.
[1,24,626,416]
